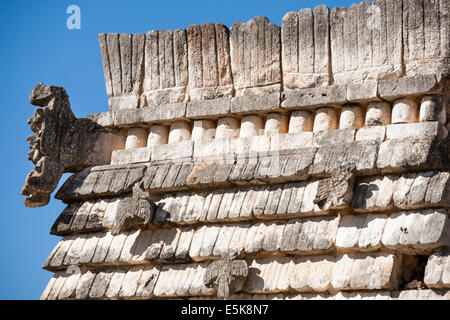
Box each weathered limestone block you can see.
[231,93,281,114]
[330,0,403,85]
[216,117,240,139]
[378,75,445,101]
[186,97,231,119]
[144,29,188,105]
[204,254,249,299]
[191,120,216,141]
[289,111,314,133]
[377,137,449,173]
[270,132,314,152]
[55,165,146,202]
[240,115,264,138]
[386,122,447,140]
[111,147,151,165]
[314,164,355,210]
[281,85,347,109]
[104,270,127,298]
[22,83,118,207]
[340,106,364,129]
[366,101,391,126]
[119,267,143,298]
[187,23,233,101]
[381,209,450,254]
[391,98,419,124]
[336,214,387,252]
[355,126,386,142]
[153,263,211,297]
[135,266,161,298]
[151,141,193,162]
[354,171,450,212]
[230,16,281,96]
[403,0,450,77]
[424,251,450,289]
[346,81,379,103]
[353,175,397,211]
[313,108,338,132]
[99,33,145,109]
[420,95,447,123]
[311,140,378,175]
[247,253,400,294]
[313,128,355,146]
[281,6,330,90]
[393,289,450,300]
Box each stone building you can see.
[23,0,450,300]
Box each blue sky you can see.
[0,0,359,299]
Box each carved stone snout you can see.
[22,83,123,208]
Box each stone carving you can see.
[314,164,356,210]
[112,182,155,235]
[204,253,249,299]
[22,83,112,208]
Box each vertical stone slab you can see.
[358,2,373,70]
[202,23,219,89]
[440,0,450,60]
[231,16,281,96]
[99,34,113,98]
[145,30,160,93]
[281,12,299,81]
[424,0,441,59]
[281,6,330,90]
[187,24,203,91]
[132,33,145,96]
[404,0,425,62]
[173,29,188,90]
[144,29,187,105]
[331,0,402,84]
[188,23,232,101]
[330,7,345,74]
[298,9,314,75]
[314,6,330,77]
[403,0,448,75]
[386,0,403,68]
[119,34,132,95]
[106,33,122,97]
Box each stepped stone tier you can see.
[23,0,450,300]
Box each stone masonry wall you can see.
[29,0,450,300]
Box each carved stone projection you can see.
[204,253,249,299]
[22,83,118,208]
[314,164,356,210]
[111,182,155,235]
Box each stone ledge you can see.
[378,75,444,101]
[87,74,447,129]
[186,98,231,118]
[230,92,281,114]
[41,252,402,299]
[281,85,347,109]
